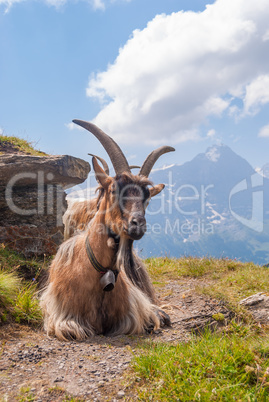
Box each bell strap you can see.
[85,236,118,280]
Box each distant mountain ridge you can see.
[138,144,269,265]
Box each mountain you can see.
[261,163,269,179]
[138,144,269,265]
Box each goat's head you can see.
[73,119,175,241]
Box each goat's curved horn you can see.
[88,154,109,175]
[73,119,130,175]
[139,146,175,177]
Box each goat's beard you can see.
[115,237,156,303]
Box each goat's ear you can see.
[92,156,110,188]
[149,183,165,198]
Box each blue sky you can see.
[1,0,269,172]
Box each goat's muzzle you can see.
[127,213,147,240]
[100,270,116,292]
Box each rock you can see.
[54,377,64,383]
[239,292,265,306]
[0,154,90,189]
[117,390,125,399]
[0,153,90,256]
[240,293,269,324]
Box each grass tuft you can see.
[13,282,42,325]
[132,323,269,401]
[0,270,21,305]
[0,246,44,326]
[0,134,47,156]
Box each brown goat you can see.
[41,120,174,340]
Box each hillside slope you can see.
[1,248,269,401]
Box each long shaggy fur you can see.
[41,171,170,340]
[63,174,156,302]
[63,198,99,240]
[40,234,160,340]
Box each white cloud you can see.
[0,0,25,13]
[92,0,105,11]
[45,0,67,7]
[207,129,216,138]
[244,75,269,115]
[258,124,269,138]
[86,0,269,145]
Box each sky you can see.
[1,0,269,174]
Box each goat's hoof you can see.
[157,309,171,327]
[145,323,155,334]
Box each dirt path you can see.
[0,280,232,401]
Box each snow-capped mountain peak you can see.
[205,146,221,162]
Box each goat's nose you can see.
[131,215,146,227]
[128,213,147,240]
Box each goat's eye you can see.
[111,184,117,195]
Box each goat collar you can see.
[85,236,118,278]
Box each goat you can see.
[41,120,175,340]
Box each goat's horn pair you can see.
[73,119,175,177]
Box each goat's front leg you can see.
[156,308,171,327]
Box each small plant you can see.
[212,312,225,321]
[17,386,36,401]
[13,282,42,325]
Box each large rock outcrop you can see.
[0,154,90,257]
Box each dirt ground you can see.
[0,279,234,402]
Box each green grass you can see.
[0,270,42,326]
[0,270,21,310]
[0,245,45,326]
[132,322,269,401]
[0,243,48,277]
[17,386,36,402]
[13,282,43,325]
[0,134,47,156]
[127,258,269,400]
[201,263,269,304]
[16,385,85,402]
[146,256,253,281]
[146,257,269,313]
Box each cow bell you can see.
[100,270,115,292]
